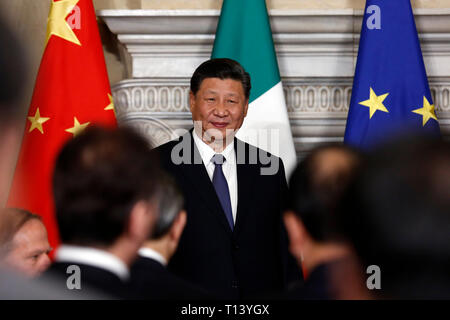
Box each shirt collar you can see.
[138,247,167,266]
[192,130,235,165]
[55,245,130,281]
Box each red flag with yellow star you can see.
[7,0,117,251]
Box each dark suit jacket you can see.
[129,255,209,300]
[285,262,337,300]
[153,129,301,299]
[42,262,130,299]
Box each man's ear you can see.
[283,211,307,259]
[243,99,249,118]
[128,200,156,243]
[170,210,187,244]
[189,91,196,114]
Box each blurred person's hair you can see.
[190,58,251,100]
[0,208,42,258]
[53,126,161,247]
[339,136,450,299]
[150,174,184,240]
[0,16,27,123]
[287,144,364,243]
[0,17,29,206]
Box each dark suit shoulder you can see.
[151,132,195,169]
[235,138,286,179]
[42,262,129,299]
[242,139,282,159]
[152,136,182,154]
[131,256,166,274]
[47,262,122,284]
[153,131,285,174]
[285,263,337,300]
[129,256,210,300]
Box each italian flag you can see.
[212,0,296,177]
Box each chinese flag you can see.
[7,0,117,252]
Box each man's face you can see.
[4,219,52,278]
[190,78,249,145]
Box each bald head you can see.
[310,147,362,199]
[287,145,363,243]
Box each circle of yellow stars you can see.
[359,87,438,126]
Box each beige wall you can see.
[0,1,50,118]
[1,0,450,117]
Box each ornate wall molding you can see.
[100,9,450,157]
[113,78,450,156]
[113,78,450,115]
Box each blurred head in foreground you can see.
[284,144,364,298]
[53,126,160,267]
[340,136,450,299]
[141,173,186,263]
[0,208,51,277]
[0,17,28,204]
[285,144,363,270]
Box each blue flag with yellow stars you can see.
[344,0,440,149]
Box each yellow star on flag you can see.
[46,0,81,47]
[359,87,390,119]
[412,97,438,127]
[104,93,116,115]
[65,117,90,137]
[28,108,50,134]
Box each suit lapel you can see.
[233,138,257,237]
[177,130,233,235]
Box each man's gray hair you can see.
[151,174,184,240]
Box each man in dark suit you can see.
[130,174,208,299]
[44,127,161,299]
[340,137,450,299]
[283,144,363,300]
[154,58,301,299]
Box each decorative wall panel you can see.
[99,9,450,158]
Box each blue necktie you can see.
[211,154,234,231]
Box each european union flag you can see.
[344,0,441,149]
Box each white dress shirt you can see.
[192,131,238,224]
[55,245,130,281]
[138,247,167,266]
